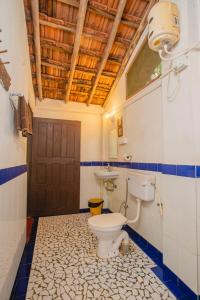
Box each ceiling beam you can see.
[88,3,138,29]
[31,0,43,100]
[87,0,127,105]
[58,0,140,29]
[64,0,88,102]
[40,59,116,77]
[38,14,131,48]
[39,18,75,33]
[39,37,123,62]
[103,0,157,108]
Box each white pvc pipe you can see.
[112,230,129,251]
[127,198,141,224]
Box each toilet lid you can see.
[88,213,127,229]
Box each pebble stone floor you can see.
[26,213,176,300]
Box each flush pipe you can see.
[126,198,142,224]
[109,230,129,257]
[119,178,142,224]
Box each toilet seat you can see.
[88,213,127,231]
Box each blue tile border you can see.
[177,165,196,178]
[80,161,200,178]
[105,209,198,299]
[79,208,111,214]
[196,166,200,178]
[161,164,177,175]
[10,218,38,300]
[0,165,27,185]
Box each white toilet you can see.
[88,212,128,258]
[88,172,156,258]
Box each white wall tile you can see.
[103,1,200,294]
[80,167,102,209]
[124,86,163,163]
[0,174,27,299]
[0,0,35,298]
[161,175,197,254]
[178,247,198,293]
[106,168,163,252]
[163,235,179,275]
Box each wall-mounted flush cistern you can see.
[119,172,155,224]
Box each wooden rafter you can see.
[31,54,117,77]
[29,34,124,62]
[58,0,140,29]
[39,15,131,48]
[25,0,156,105]
[31,0,42,100]
[88,3,138,29]
[87,0,127,105]
[39,18,75,33]
[103,0,156,107]
[65,0,88,102]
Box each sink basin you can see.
[95,170,119,180]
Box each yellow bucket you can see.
[88,198,104,216]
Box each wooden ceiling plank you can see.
[88,1,139,29]
[58,0,79,8]
[103,0,156,107]
[65,0,88,102]
[29,35,102,60]
[42,61,66,70]
[38,36,123,62]
[40,38,73,53]
[73,79,92,85]
[73,82,109,93]
[38,14,131,47]
[58,0,141,28]
[33,72,67,82]
[87,0,127,105]
[31,0,43,100]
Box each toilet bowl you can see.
[88,213,129,258]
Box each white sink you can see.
[95,170,119,180]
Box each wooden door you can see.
[28,117,81,217]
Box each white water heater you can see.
[148,2,180,52]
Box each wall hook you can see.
[0,50,8,54]
[0,61,10,64]
[9,93,24,110]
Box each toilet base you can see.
[96,230,129,259]
[97,238,120,258]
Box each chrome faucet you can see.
[105,163,111,172]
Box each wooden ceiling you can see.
[24,0,156,106]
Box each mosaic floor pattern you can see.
[26,213,176,300]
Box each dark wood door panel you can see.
[28,117,81,217]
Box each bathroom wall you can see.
[34,100,104,208]
[103,0,200,295]
[103,80,163,252]
[103,24,163,252]
[161,0,199,294]
[0,0,34,299]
